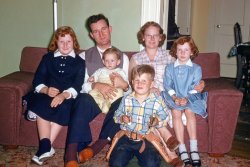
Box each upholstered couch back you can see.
[20,46,220,79]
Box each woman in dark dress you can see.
[27,26,85,165]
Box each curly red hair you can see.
[169,36,199,60]
[48,26,80,52]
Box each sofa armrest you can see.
[0,71,34,146]
[204,78,243,154]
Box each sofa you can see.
[0,46,243,156]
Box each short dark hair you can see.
[131,64,155,81]
[86,14,109,32]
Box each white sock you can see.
[179,144,189,160]
[190,139,200,160]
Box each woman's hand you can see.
[194,80,205,92]
[150,87,161,95]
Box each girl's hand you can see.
[50,93,66,108]
[179,98,188,106]
[47,87,60,97]
[172,95,181,106]
[174,97,181,106]
[88,76,95,83]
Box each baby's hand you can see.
[88,76,95,83]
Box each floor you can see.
[0,108,249,167]
[227,78,250,159]
[1,80,250,166]
[228,107,250,159]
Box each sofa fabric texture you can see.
[0,47,243,155]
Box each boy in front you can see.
[107,64,182,167]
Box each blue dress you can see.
[26,52,85,126]
[161,60,208,118]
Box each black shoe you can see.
[190,151,201,167]
[179,151,192,167]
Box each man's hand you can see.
[194,80,205,93]
[93,82,117,100]
[110,72,128,91]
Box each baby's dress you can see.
[89,67,125,113]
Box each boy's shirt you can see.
[114,92,170,135]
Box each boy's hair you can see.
[48,26,80,52]
[169,36,199,60]
[102,47,121,60]
[131,64,155,81]
[86,13,109,33]
[137,21,166,47]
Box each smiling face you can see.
[176,42,193,64]
[89,19,112,49]
[132,73,154,96]
[102,53,120,70]
[57,34,73,55]
[143,25,162,49]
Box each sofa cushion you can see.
[193,52,220,79]
[20,47,47,73]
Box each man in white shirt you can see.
[64,14,129,167]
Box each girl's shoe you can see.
[179,151,192,167]
[31,155,43,166]
[190,151,201,167]
[39,147,55,161]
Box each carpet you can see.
[0,145,250,167]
